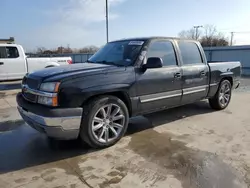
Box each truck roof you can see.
[111,36,198,43]
[0,43,22,47]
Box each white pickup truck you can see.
[0,44,72,81]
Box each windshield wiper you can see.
[95,61,122,67]
[86,60,95,63]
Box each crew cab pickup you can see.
[17,37,241,148]
[0,44,72,81]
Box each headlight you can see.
[38,96,58,106]
[40,82,60,92]
[38,82,60,106]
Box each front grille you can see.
[22,75,27,85]
[26,78,40,89]
[22,92,37,103]
[21,75,40,103]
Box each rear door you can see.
[177,41,209,104]
[136,39,183,113]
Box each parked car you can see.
[0,44,72,81]
[17,37,241,148]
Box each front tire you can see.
[209,79,232,110]
[80,96,129,149]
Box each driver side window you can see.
[147,40,177,66]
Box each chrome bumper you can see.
[17,106,82,140]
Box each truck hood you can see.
[28,63,125,81]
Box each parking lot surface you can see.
[1,79,250,188]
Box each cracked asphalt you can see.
[1,79,250,188]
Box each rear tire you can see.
[79,96,129,149]
[209,79,232,110]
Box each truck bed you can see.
[208,61,241,87]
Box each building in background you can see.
[204,45,250,75]
[0,37,15,44]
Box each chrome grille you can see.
[21,76,40,103]
[26,78,40,89]
[22,92,37,103]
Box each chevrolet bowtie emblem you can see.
[22,85,28,92]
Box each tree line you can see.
[178,25,229,47]
[36,45,99,55]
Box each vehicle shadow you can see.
[0,80,22,91]
[127,100,213,135]
[0,100,213,174]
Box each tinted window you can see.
[6,47,19,58]
[88,40,143,66]
[178,41,203,64]
[147,40,177,66]
[0,47,7,58]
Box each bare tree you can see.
[178,24,229,47]
[36,47,47,54]
[178,28,200,40]
[79,46,99,53]
[200,25,229,47]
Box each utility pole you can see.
[230,32,234,46]
[193,25,203,40]
[105,0,109,43]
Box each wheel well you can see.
[45,65,54,68]
[221,76,233,86]
[83,91,132,117]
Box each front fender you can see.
[81,84,131,98]
[59,84,133,108]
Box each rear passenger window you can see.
[178,41,203,65]
[147,40,177,66]
[6,47,19,58]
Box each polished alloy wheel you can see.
[219,82,231,107]
[91,103,125,143]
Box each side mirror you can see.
[143,57,163,69]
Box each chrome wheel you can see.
[91,103,125,143]
[219,82,231,107]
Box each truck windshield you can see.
[87,40,145,66]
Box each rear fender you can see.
[45,62,60,68]
[208,74,233,98]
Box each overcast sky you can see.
[1,0,250,51]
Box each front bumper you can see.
[16,93,83,140]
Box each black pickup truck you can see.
[17,37,241,148]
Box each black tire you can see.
[209,79,232,110]
[79,95,129,149]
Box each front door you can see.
[0,47,8,80]
[0,46,26,80]
[136,39,182,113]
[5,46,26,80]
[177,41,209,104]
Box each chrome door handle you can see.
[200,71,206,76]
[174,72,181,78]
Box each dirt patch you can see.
[128,129,247,188]
[99,174,126,188]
